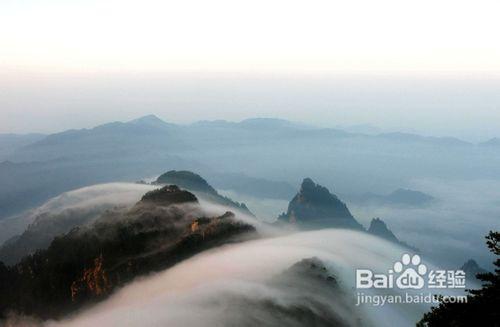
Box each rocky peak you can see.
[155,170,254,216]
[140,185,198,206]
[282,257,337,285]
[155,170,217,194]
[461,259,487,280]
[367,218,399,243]
[367,217,418,251]
[297,178,339,204]
[278,178,362,230]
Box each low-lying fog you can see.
[47,229,454,327]
[1,180,492,326]
[0,183,156,244]
[221,179,500,270]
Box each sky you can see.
[1,0,500,140]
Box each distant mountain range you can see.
[1,114,500,220]
[347,188,435,207]
[479,137,500,147]
[0,133,46,159]
[4,115,486,164]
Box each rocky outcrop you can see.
[277,178,363,230]
[221,257,363,327]
[155,170,253,216]
[0,187,256,320]
[461,259,487,283]
[367,218,417,251]
[140,184,198,206]
[367,218,400,243]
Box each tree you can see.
[418,231,500,326]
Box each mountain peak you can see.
[297,178,341,204]
[140,185,198,206]
[367,217,418,251]
[129,115,172,128]
[154,170,253,216]
[301,177,315,190]
[461,259,487,273]
[367,218,399,243]
[277,178,362,230]
[155,170,217,194]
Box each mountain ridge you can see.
[0,185,256,319]
[277,178,363,230]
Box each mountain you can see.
[350,188,435,207]
[156,170,217,193]
[337,124,382,135]
[258,257,361,327]
[384,188,435,206]
[9,115,182,162]
[0,205,120,265]
[377,132,471,146]
[2,114,499,222]
[479,137,500,147]
[0,185,256,320]
[191,118,314,130]
[367,217,400,243]
[0,115,196,219]
[277,178,363,230]
[0,171,253,265]
[461,259,488,282]
[0,133,46,159]
[154,170,254,216]
[0,154,193,220]
[367,218,416,250]
[238,118,314,130]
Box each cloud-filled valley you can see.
[0,116,499,327]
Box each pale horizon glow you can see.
[1,0,500,140]
[1,0,500,73]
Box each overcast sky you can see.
[1,0,499,140]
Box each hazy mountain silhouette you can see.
[479,137,500,147]
[0,133,46,160]
[350,188,435,207]
[377,132,471,146]
[2,114,500,222]
[461,259,487,283]
[154,170,253,216]
[11,114,183,162]
[367,217,417,250]
[277,178,363,230]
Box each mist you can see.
[0,183,156,244]
[44,229,464,327]
[220,178,500,270]
[348,179,500,270]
